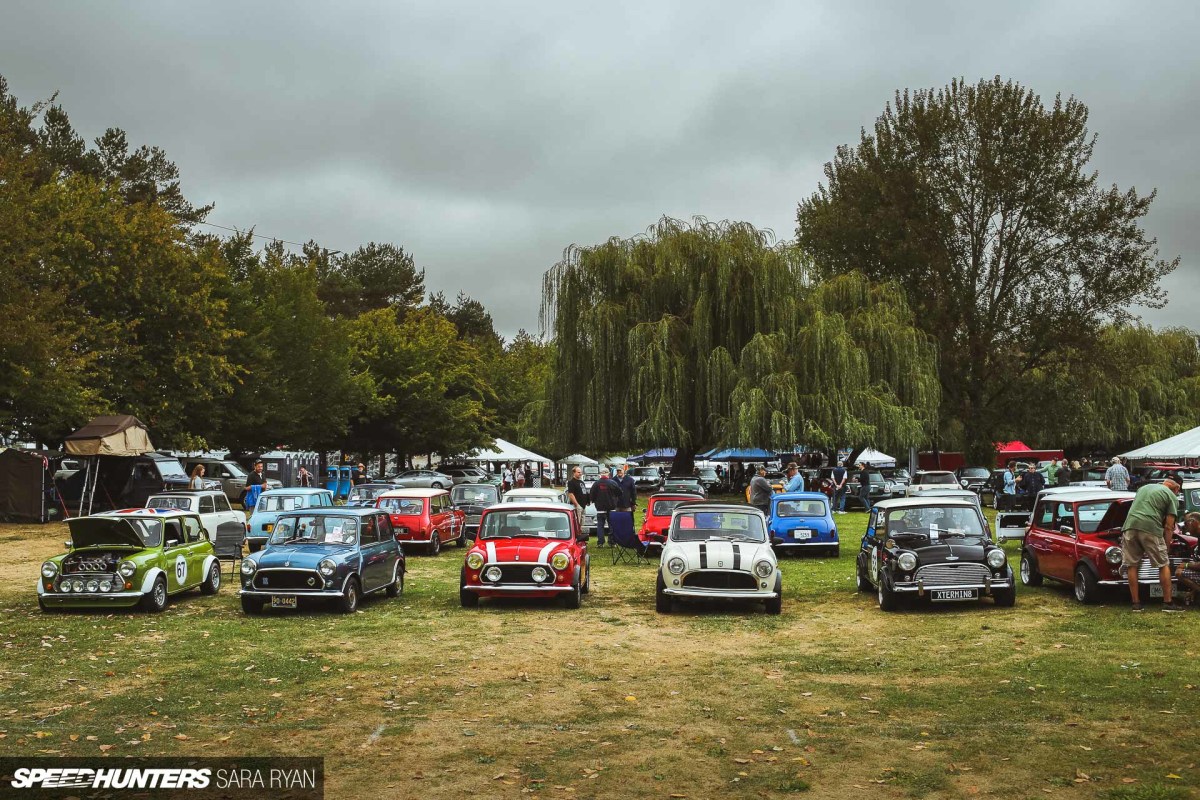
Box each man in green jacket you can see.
[1122,473,1183,612]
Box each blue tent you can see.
[708,447,776,462]
[631,448,676,462]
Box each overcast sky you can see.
[4,0,1198,337]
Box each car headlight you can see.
[754,560,774,578]
[70,579,84,592]
[484,566,502,582]
[118,561,136,578]
[41,562,58,579]
[318,559,336,577]
[86,579,100,593]
[986,549,1007,569]
[99,579,113,592]
[466,552,485,570]
[240,559,257,575]
[960,479,969,487]
[667,557,686,575]
[551,552,570,571]
[897,552,918,572]
[531,566,550,583]
[1105,546,1122,565]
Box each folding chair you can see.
[213,525,246,577]
[608,511,649,565]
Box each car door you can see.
[1026,500,1067,581]
[358,514,386,591]
[1040,501,1079,578]
[378,514,401,577]
[162,519,191,592]
[431,495,449,542]
[197,494,219,541]
[181,515,208,587]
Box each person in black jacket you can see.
[617,464,637,517]
[590,467,622,547]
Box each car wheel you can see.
[431,482,445,490]
[829,545,840,559]
[877,575,899,612]
[1073,565,1100,604]
[459,567,480,608]
[200,562,221,595]
[338,577,360,614]
[456,527,466,547]
[386,564,402,597]
[655,573,672,614]
[429,531,441,556]
[1020,550,1044,587]
[856,559,872,592]
[764,574,783,615]
[993,582,1017,607]
[240,595,264,614]
[581,558,591,594]
[561,569,582,609]
[142,576,168,613]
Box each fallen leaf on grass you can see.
[174,734,189,741]
[98,744,114,752]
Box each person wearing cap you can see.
[1171,511,1200,609]
[1121,472,1183,612]
[1105,456,1130,491]
[783,462,805,493]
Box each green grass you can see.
[1,497,1196,799]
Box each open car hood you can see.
[66,517,148,549]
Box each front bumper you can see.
[38,590,143,607]
[663,586,779,600]
[239,588,344,598]
[774,540,837,549]
[462,584,574,594]
[890,579,1013,596]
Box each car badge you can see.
[285,560,291,567]
[945,555,959,561]
[718,561,724,567]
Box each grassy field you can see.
[0,497,1196,800]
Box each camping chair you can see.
[213,526,246,577]
[608,511,649,565]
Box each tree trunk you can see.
[669,448,696,477]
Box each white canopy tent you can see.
[560,453,598,466]
[461,438,551,464]
[1120,425,1200,461]
[857,448,897,467]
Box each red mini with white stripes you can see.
[459,502,590,609]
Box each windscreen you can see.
[257,494,304,512]
[917,473,957,485]
[452,486,499,505]
[269,515,358,545]
[775,499,828,517]
[480,510,572,540]
[883,506,986,541]
[651,498,699,517]
[147,496,192,511]
[155,459,188,480]
[960,468,989,478]
[503,492,560,503]
[633,468,660,478]
[377,497,425,515]
[671,510,766,543]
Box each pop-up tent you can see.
[462,438,551,465]
[707,447,776,462]
[560,453,598,466]
[61,415,157,516]
[1120,425,1200,461]
[857,448,896,467]
[0,448,56,523]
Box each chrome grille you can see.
[253,569,322,591]
[682,571,758,591]
[914,563,991,587]
[1126,558,1186,581]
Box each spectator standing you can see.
[188,464,205,490]
[247,462,266,487]
[502,464,513,493]
[356,462,367,486]
[566,467,587,526]
[831,461,849,514]
[1105,457,1130,491]
[297,466,312,487]
[1019,462,1045,496]
[1000,462,1017,509]
[748,465,773,516]
[1056,459,1072,487]
[856,462,873,513]
[1122,473,1183,611]
[590,467,623,546]
[783,462,805,493]
[1045,458,1060,486]
[617,464,637,518]
[523,464,533,488]
[1171,511,1200,609]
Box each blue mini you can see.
[245,487,336,552]
[768,492,839,557]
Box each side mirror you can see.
[166,539,180,548]
[1059,525,1075,536]
[64,540,73,549]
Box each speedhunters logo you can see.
[0,758,322,799]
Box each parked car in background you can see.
[663,476,708,499]
[638,492,705,553]
[238,507,404,614]
[956,466,991,495]
[1181,480,1200,518]
[451,483,501,539]
[581,464,601,492]
[695,467,723,493]
[503,487,568,504]
[460,502,590,608]
[39,509,221,612]
[1129,463,1200,490]
[768,492,838,557]
[146,490,245,544]
[388,469,455,490]
[905,471,960,498]
[630,466,665,492]
[246,488,336,552]
[856,497,1015,611]
[181,457,280,502]
[441,465,499,486]
[1020,489,1198,604]
[657,503,782,614]
[847,470,892,509]
[345,483,395,507]
[1069,467,1108,488]
[995,486,1113,542]
[375,488,465,554]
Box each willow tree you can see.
[540,216,940,469]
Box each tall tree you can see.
[317,242,425,318]
[797,77,1178,460]
[541,217,939,469]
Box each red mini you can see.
[375,488,465,556]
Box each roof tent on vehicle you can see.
[58,415,181,516]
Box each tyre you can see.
[200,561,221,595]
[459,567,479,607]
[830,545,841,559]
[386,564,402,597]
[1020,550,1044,587]
[764,574,783,615]
[655,574,672,614]
[561,569,582,609]
[856,558,872,592]
[428,530,441,556]
[456,527,466,547]
[240,595,264,614]
[338,577,360,613]
[1073,565,1100,604]
[877,575,899,611]
[431,482,445,490]
[993,583,1016,607]
[142,576,169,613]
[581,558,591,594]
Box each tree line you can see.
[0,75,549,463]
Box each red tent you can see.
[994,441,1063,468]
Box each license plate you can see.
[270,595,297,608]
[931,589,978,602]
[794,530,812,541]
[263,523,273,532]
[1149,585,1164,598]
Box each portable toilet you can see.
[336,465,353,500]
[325,466,340,494]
